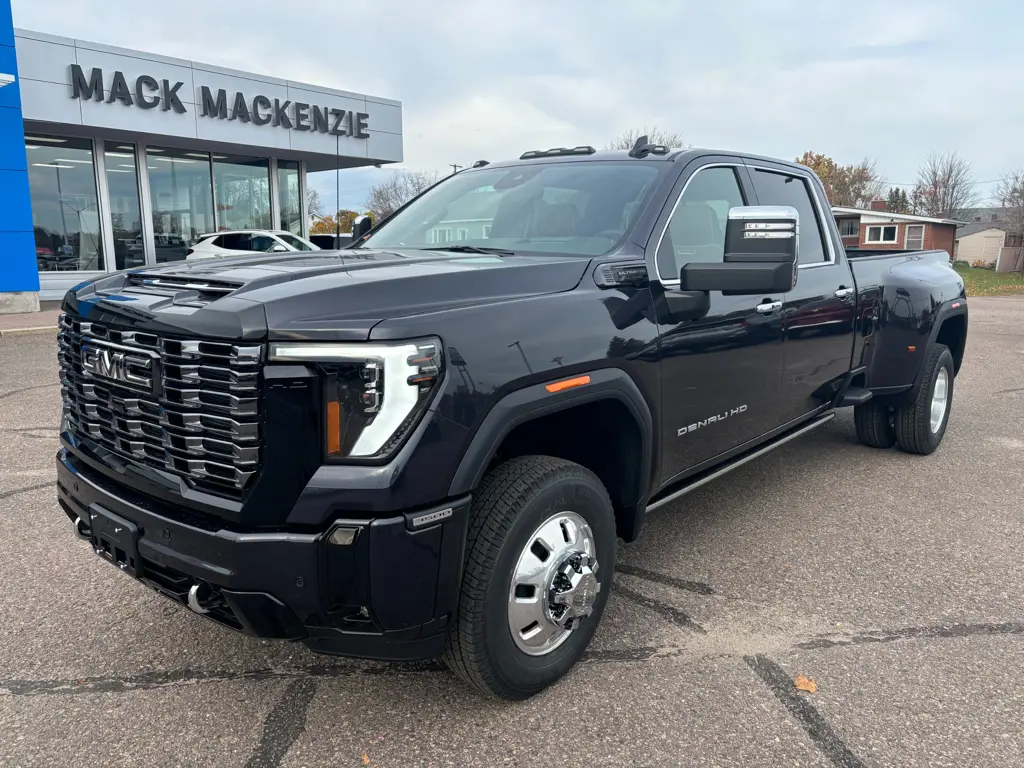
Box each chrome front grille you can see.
[58,313,263,498]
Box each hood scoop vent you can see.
[124,274,243,304]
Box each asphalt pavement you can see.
[1,295,1022,768]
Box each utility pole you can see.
[450,164,463,175]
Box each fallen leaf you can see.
[794,674,817,693]
[362,755,370,765]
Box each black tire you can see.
[894,344,955,455]
[854,401,896,449]
[443,455,616,700]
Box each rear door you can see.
[649,158,786,485]
[746,162,856,423]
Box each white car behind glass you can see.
[185,230,320,260]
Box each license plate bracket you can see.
[89,506,143,578]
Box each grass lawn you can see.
[954,264,1024,297]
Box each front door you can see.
[651,160,786,485]
[747,164,857,423]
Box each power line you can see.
[884,178,1003,188]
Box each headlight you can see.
[268,338,442,460]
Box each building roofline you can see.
[831,206,966,226]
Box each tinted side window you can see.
[657,167,745,280]
[750,170,828,264]
[219,233,252,250]
[250,235,276,251]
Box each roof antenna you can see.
[629,135,653,158]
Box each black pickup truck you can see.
[55,142,967,700]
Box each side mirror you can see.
[680,206,798,295]
[269,244,288,253]
[352,214,373,239]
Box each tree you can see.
[996,169,1024,272]
[365,170,442,221]
[795,151,885,208]
[886,187,912,214]
[306,189,325,219]
[607,127,688,150]
[309,214,336,235]
[310,210,369,235]
[912,151,980,220]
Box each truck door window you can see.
[751,170,829,265]
[656,166,745,282]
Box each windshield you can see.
[277,233,317,251]
[361,161,663,256]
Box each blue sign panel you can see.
[0,0,38,296]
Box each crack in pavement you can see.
[613,582,708,634]
[616,563,715,595]
[0,481,53,501]
[1,618,1022,699]
[0,383,59,401]
[0,661,445,697]
[244,678,318,768]
[745,654,866,768]
[795,620,1024,650]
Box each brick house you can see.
[832,201,963,259]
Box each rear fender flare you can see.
[915,301,968,391]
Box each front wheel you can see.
[894,344,955,455]
[443,456,616,699]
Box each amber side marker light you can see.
[326,400,342,456]
[545,375,591,393]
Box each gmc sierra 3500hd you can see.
[56,140,968,700]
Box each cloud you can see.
[13,0,1020,207]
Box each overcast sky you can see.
[13,0,1019,212]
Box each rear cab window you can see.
[749,169,830,265]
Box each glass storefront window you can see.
[26,135,104,272]
[104,142,145,270]
[147,147,215,263]
[214,155,272,232]
[278,160,301,234]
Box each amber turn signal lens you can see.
[545,375,591,393]
[326,400,342,456]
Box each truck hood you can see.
[64,248,591,341]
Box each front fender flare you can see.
[447,368,655,538]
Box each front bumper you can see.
[56,449,469,661]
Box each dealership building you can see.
[0,14,402,312]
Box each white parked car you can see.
[185,230,320,260]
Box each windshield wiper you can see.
[425,245,515,256]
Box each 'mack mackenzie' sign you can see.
[69,64,371,138]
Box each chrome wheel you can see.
[507,511,599,656]
[930,367,949,433]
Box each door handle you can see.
[834,287,854,299]
[755,300,783,314]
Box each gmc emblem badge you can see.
[81,339,159,394]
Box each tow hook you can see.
[72,516,90,540]
[187,583,215,615]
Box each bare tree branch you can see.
[365,170,443,221]
[913,151,980,220]
[306,188,324,219]
[607,126,689,150]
